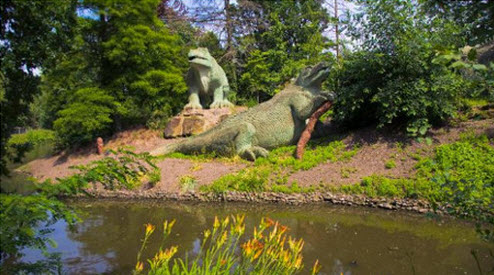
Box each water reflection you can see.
[24,200,494,274]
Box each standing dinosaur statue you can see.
[152,62,334,160]
[184,47,234,109]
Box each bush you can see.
[7,129,58,162]
[38,148,159,196]
[53,88,116,147]
[331,50,466,134]
[330,0,469,135]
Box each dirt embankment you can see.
[21,119,494,193]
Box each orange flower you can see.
[145,223,155,235]
[220,259,227,266]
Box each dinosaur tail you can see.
[150,134,214,156]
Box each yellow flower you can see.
[253,248,263,260]
[163,219,176,235]
[145,223,155,235]
[222,216,229,228]
[218,231,228,246]
[135,261,144,272]
[311,259,321,274]
[164,246,178,259]
[213,216,220,228]
[204,229,211,239]
[295,255,303,269]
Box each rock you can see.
[164,107,247,138]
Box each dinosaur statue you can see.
[184,47,234,109]
[152,62,334,160]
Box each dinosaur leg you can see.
[211,86,234,108]
[184,89,203,109]
[235,123,269,161]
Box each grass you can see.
[340,167,357,178]
[385,159,396,169]
[201,140,360,193]
[335,134,494,241]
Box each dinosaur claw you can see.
[184,102,203,110]
[211,100,234,109]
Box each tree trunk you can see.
[295,101,332,159]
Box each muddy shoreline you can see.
[69,190,447,215]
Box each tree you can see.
[332,0,468,135]
[0,0,78,174]
[239,0,331,101]
[421,0,494,46]
[37,0,188,147]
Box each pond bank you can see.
[74,190,438,214]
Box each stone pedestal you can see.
[164,107,247,138]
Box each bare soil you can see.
[21,119,494,193]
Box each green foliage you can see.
[0,0,78,175]
[0,193,79,260]
[421,0,494,45]
[53,88,117,146]
[36,148,159,198]
[256,141,358,171]
[201,166,271,193]
[134,216,320,275]
[179,175,197,192]
[37,0,188,148]
[238,0,331,99]
[6,129,57,163]
[203,141,359,193]
[338,134,494,241]
[332,0,469,135]
[433,48,494,102]
[385,159,396,169]
[147,168,162,188]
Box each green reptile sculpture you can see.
[184,47,234,109]
[152,62,334,160]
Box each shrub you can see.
[53,88,116,147]
[38,148,159,196]
[330,1,469,135]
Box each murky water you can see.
[19,199,493,274]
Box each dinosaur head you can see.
[295,62,330,90]
[188,47,213,68]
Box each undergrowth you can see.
[201,141,359,193]
[337,134,494,241]
[38,148,159,196]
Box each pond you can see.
[20,199,494,274]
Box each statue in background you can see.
[184,48,234,109]
[153,63,335,160]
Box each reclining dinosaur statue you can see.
[184,47,234,109]
[152,62,334,160]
